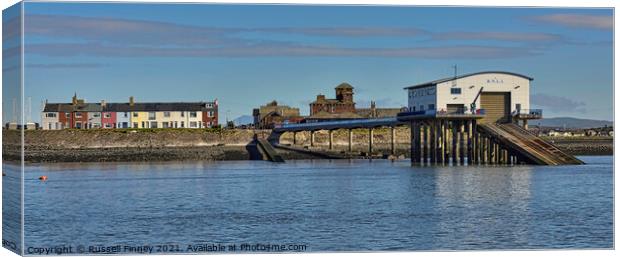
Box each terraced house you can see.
[41,94,218,130]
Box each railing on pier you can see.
[275,117,400,131]
[513,109,543,119]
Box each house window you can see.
[429,104,435,110]
[133,112,138,117]
[104,123,112,128]
[133,122,138,128]
[164,112,171,117]
[411,106,416,112]
[75,122,82,129]
[92,113,101,118]
[162,122,170,128]
[45,113,57,118]
[104,113,111,118]
[150,121,158,128]
[190,121,198,128]
[207,111,214,117]
[148,112,156,120]
[190,112,197,118]
[451,88,462,95]
[180,121,185,128]
[65,113,71,119]
[181,112,185,117]
[75,113,82,118]
[419,105,425,111]
[123,112,129,118]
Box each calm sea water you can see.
[5,156,614,253]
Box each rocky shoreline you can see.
[1,129,612,163]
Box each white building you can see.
[41,112,60,130]
[405,71,536,124]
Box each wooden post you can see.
[444,119,450,164]
[390,126,396,155]
[437,120,444,164]
[459,121,467,165]
[412,121,421,164]
[494,143,499,164]
[466,120,472,165]
[452,121,458,164]
[328,129,334,150]
[422,122,428,164]
[430,121,436,163]
[487,138,493,164]
[348,129,353,152]
[473,121,479,164]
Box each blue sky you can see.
[5,2,614,123]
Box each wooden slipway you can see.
[478,123,584,165]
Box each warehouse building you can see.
[405,71,540,125]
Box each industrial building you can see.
[252,100,304,129]
[404,71,541,126]
[306,82,402,122]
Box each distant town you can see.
[23,76,611,139]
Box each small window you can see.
[133,122,138,128]
[429,104,435,110]
[148,112,156,120]
[92,113,101,118]
[181,112,185,117]
[133,112,138,117]
[190,121,198,128]
[123,112,128,118]
[104,113,111,118]
[150,121,158,128]
[164,112,171,117]
[411,106,416,112]
[451,88,462,95]
[75,113,82,118]
[419,105,425,111]
[190,112,197,118]
[45,113,57,118]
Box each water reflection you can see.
[434,165,533,249]
[20,157,613,252]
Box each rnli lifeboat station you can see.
[274,71,583,165]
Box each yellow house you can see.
[130,111,149,128]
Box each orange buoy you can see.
[39,176,48,181]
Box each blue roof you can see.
[404,71,534,90]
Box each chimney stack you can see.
[129,96,135,106]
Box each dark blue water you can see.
[11,156,615,253]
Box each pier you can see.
[273,111,582,165]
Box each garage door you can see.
[480,92,510,124]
